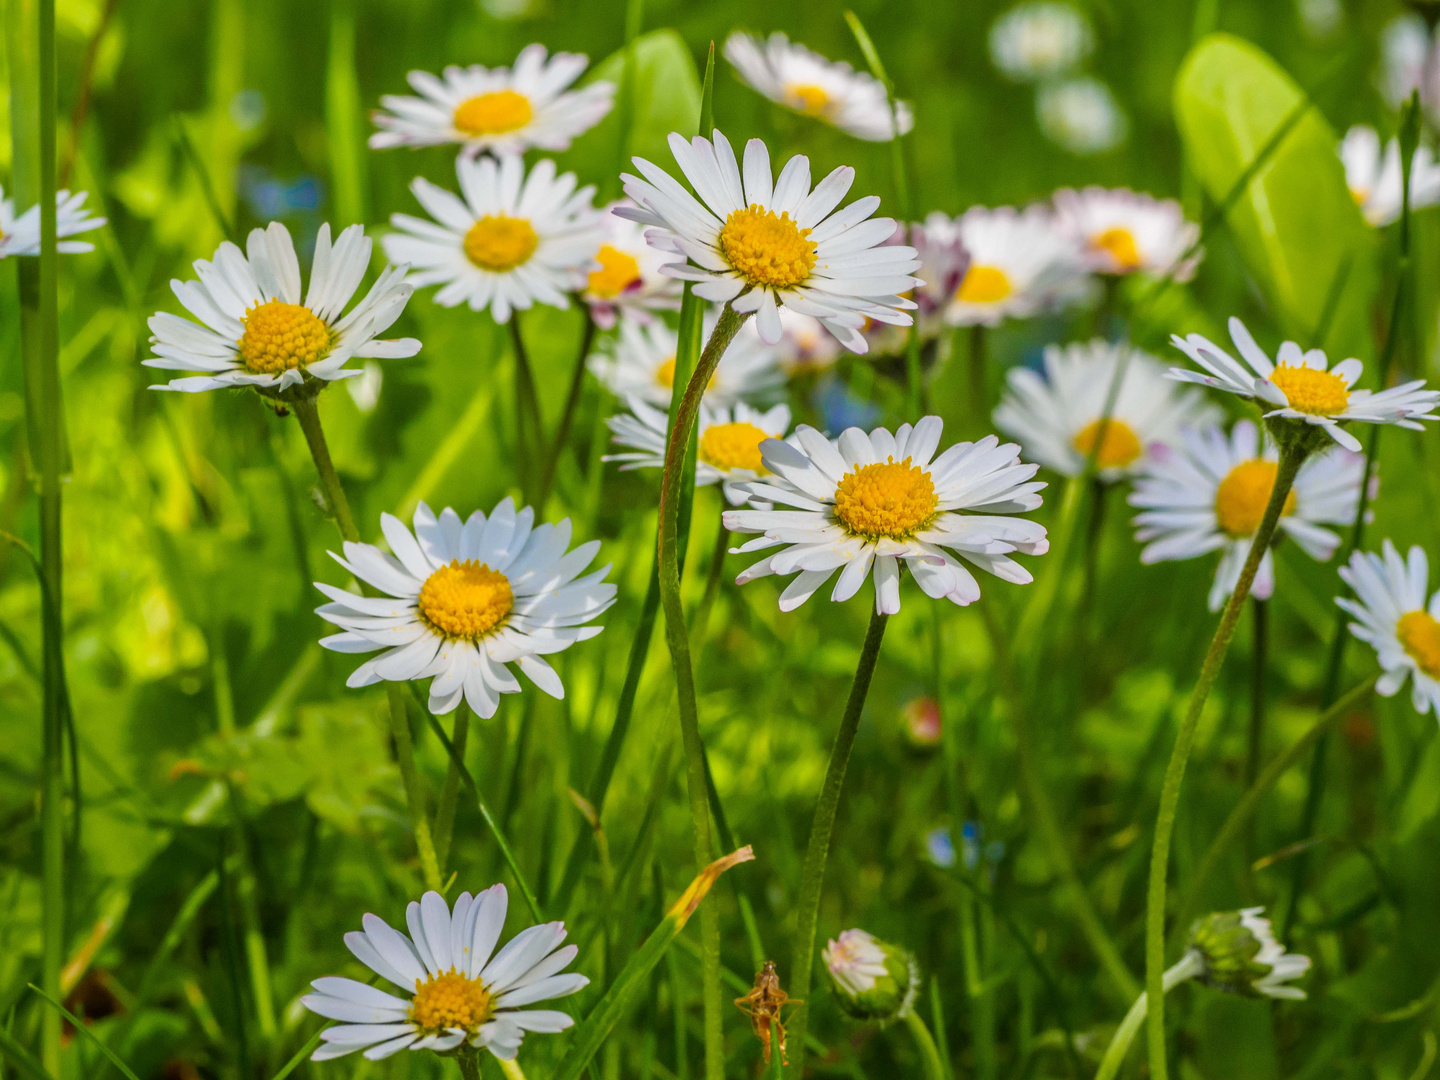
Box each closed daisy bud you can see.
[1185,907,1311,1000]
[822,929,919,1022]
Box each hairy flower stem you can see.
[1144,436,1307,1080]
[785,608,890,1080]
[1095,952,1204,1080]
[537,308,597,509]
[903,1010,947,1080]
[656,304,749,1080]
[292,396,442,891]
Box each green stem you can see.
[785,608,890,1080]
[960,886,996,1080]
[537,308,597,509]
[1144,437,1308,1080]
[433,703,471,874]
[509,314,543,504]
[688,510,728,641]
[497,1055,527,1080]
[456,1045,483,1080]
[968,325,987,431]
[1095,952,1204,1080]
[324,0,367,227]
[1245,599,1268,789]
[903,1010,947,1080]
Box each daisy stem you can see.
[968,325,987,431]
[537,307,597,510]
[902,1009,947,1080]
[1245,598,1268,790]
[1144,437,1307,1080]
[785,608,890,1080]
[497,1057,527,1080]
[455,1046,483,1080]
[432,703,471,873]
[688,506,728,641]
[510,313,544,505]
[1095,953,1204,1080]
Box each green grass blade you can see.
[28,986,141,1080]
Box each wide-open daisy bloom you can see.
[370,45,614,157]
[1339,125,1440,228]
[0,187,105,257]
[1053,187,1201,279]
[724,417,1048,614]
[1130,420,1364,612]
[315,499,615,719]
[1169,316,1440,452]
[1337,540,1440,715]
[384,155,604,324]
[723,32,913,142]
[946,205,1087,327]
[588,316,784,407]
[302,885,587,1062]
[604,395,792,504]
[581,203,683,328]
[988,1,1094,83]
[994,339,1218,481]
[617,130,921,350]
[145,223,419,395]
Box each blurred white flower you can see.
[1338,540,1440,716]
[988,2,1094,83]
[587,315,784,408]
[0,186,105,258]
[1339,125,1440,227]
[1053,187,1201,279]
[346,360,384,414]
[581,203,683,328]
[745,308,843,376]
[946,204,1088,327]
[1037,77,1127,155]
[1297,0,1344,40]
[1378,15,1435,112]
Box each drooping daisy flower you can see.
[383,155,604,324]
[994,340,1218,481]
[0,187,105,257]
[604,395,792,504]
[1129,420,1364,612]
[1337,539,1440,715]
[946,205,1087,327]
[581,203,683,328]
[145,223,420,395]
[723,32,913,142]
[1169,316,1440,452]
[1184,908,1311,1000]
[988,2,1094,83]
[1037,77,1128,156]
[1053,187,1201,280]
[725,416,1048,614]
[822,929,919,1022]
[302,885,587,1062]
[315,499,615,718]
[370,45,614,157]
[1338,125,1440,228]
[587,316,784,408]
[617,131,921,350]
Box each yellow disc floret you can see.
[418,560,514,641]
[955,265,1013,305]
[833,457,939,541]
[1268,364,1350,416]
[699,422,770,473]
[587,245,642,298]
[409,969,493,1034]
[237,301,334,375]
[718,204,818,289]
[453,90,533,136]
[655,356,715,392]
[464,215,539,272]
[1213,460,1297,538]
[1398,610,1440,679]
[1072,418,1143,470]
[785,83,831,115]
[1093,226,1142,272]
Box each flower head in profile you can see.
[384,155,604,324]
[1337,539,1440,716]
[725,417,1048,614]
[1053,187,1201,279]
[0,187,105,257]
[946,205,1087,327]
[1129,420,1365,612]
[316,499,615,719]
[618,130,920,350]
[1169,317,1440,452]
[370,45,614,157]
[145,223,419,396]
[581,203,683,328]
[1184,908,1310,1000]
[587,316,783,408]
[822,929,918,1023]
[864,214,971,356]
[994,340,1218,481]
[988,1,1094,83]
[1037,77,1128,155]
[1339,125,1440,228]
[302,885,587,1062]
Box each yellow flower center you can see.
[464,215,539,273]
[1397,610,1440,678]
[588,244,642,298]
[833,457,939,541]
[718,204,818,289]
[417,560,514,641]
[955,265,1013,304]
[1093,226,1142,272]
[1268,364,1350,416]
[409,969,493,1034]
[1213,460,1297,538]
[452,90,533,136]
[236,300,333,375]
[1072,418,1143,470]
[699,422,770,473]
[785,82,831,115]
[655,356,715,392]
[1350,186,1369,207]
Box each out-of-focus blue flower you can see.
[925,826,956,868]
[813,375,881,433]
[230,89,267,133]
[239,165,324,222]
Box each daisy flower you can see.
[587,316,784,408]
[145,222,420,396]
[581,202,683,328]
[723,31,913,142]
[604,395,792,504]
[1339,125,1440,228]
[383,154,605,324]
[988,2,1094,83]
[865,213,972,356]
[1169,316,1440,452]
[1337,539,1440,715]
[946,205,1088,327]
[0,187,105,257]
[370,44,614,157]
[302,885,587,1062]
[994,339,1218,481]
[1037,78,1128,156]
[1053,187,1201,280]
[1185,908,1311,1001]
[724,416,1049,614]
[315,499,615,719]
[1129,420,1364,612]
[617,130,921,350]
[737,307,841,376]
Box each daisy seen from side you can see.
[581,202,684,328]
[1337,539,1440,716]
[1053,187,1201,279]
[0,187,105,257]
[1339,124,1440,227]
[946,204,1088,327]
[587,315,784,408]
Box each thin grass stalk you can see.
[1245,598,1268,790]
[1094,953,1205,1080]
[1144,436,1309,1080]
[325,0,368,227]
[537,308,597,508]
[608,0,645,202]
[929,975,955,1080]
[57,0,116,189]
[509,314,544,504]
[432,704,471,873]
[902,1011,947,1080]
[959,888,996,1080]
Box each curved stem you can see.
[537,308,597,509]
[433,703,471,873]
[903,1009,947,1080]
[1095,952,1204,1080]
[785,608,890,1079]
[1144,437,1307,1080]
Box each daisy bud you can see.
[901,697,942,750]
[1185,907,1311,1000]
[822,929,919,1023]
